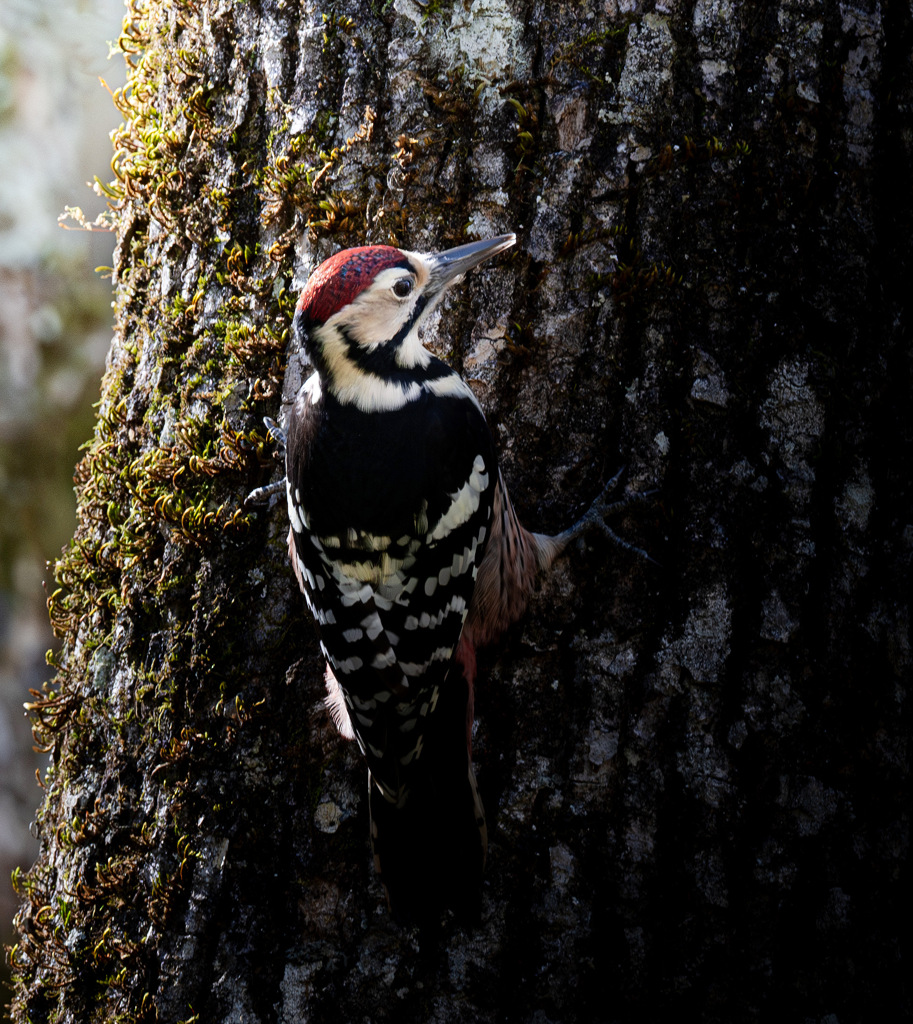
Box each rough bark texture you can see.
[10,0,911,1021]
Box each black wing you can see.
[286,373,497,803]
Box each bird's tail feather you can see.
[368,678,487,926]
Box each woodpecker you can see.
[281,234,650,923]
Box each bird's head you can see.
[292,234,515,409]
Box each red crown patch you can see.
[296,246,410,326]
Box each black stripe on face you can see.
[389,293,428,349]
[338,305,450,387]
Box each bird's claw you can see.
[560,467,659,565]
[244,417,288,506]
[263,416,287,454]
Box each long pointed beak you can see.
[428,233,516,291]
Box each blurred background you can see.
[0,0,124,1005]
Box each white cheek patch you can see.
[394,321,432,369]
[330,267,415,344]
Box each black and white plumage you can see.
[282,234,646,922]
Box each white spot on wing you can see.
[338,582,373,606]
[329,652,363,674]
[371,649,396,669]
[407,595,466,632]
[428,459,486,542]
[288,486,308,534]
[469,456,489,493]
[361,613,383,640]
[399,644,454,677]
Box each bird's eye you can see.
[393,278,413,299]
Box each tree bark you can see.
[10,0,910,1021]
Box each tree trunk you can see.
[10,0,910,1021]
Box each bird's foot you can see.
[263,416,287,453]
[245,417,288,506]
[556,467,659,565]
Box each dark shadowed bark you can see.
[10,0,911,1021]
